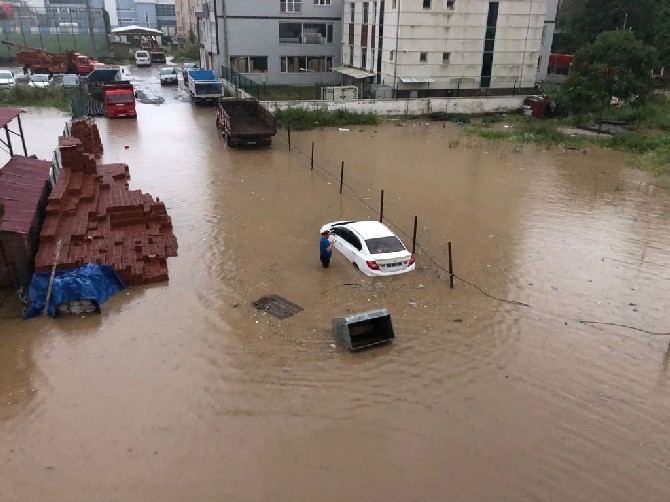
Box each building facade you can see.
[535,0,558,82]
[114,0,177,34]
[343,0,548,98]
[204,0,343,84]
[175,0,197,41]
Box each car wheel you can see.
[352,262,359,270]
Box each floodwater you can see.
[1,66,670,501]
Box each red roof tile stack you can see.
[35,120,178,285]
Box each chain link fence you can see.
[0,6,108,59]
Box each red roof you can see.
[0,107,23,129]
[0,155,52,234]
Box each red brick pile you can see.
[35,120,178,285]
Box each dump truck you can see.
[140,37,166,63]
[215,98,277,147]
[85,65,122,101]
[102,82,137,119]
[187,69,223,105]
[1,40,97,75]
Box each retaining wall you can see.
[224,80,526,116]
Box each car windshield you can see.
[160,68,175,75]
[0,72,12,79]
[32,75,49,82]
[365,236,406,254]
[136,52,149,58]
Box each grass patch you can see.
[167,44,200,64]
[274,108,379,130]
[0,86,73,113]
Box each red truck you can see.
[103,82,137,118]
[1,40,97,75]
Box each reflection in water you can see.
[0,102,669,501]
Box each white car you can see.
[28,74,53,88]
[320,220,416,276]
[159,67,178,85]
[135,50,151,67]
[0,70,16,89]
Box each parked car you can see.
[0,70,16,89]
[319,220,416,276]
[159,67,178,85]
[60,74,80,89]
[181,62,198,82]
[135,50,151,67]
[28,73,53,88]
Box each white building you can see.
[342,0,552,98]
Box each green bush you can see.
[167,44,200,64]
[0,86,72,112]
[274,108,379,130]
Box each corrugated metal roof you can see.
[399,77,435,83]
[332,66,376,79]
[0,107,22,129]
[0,155,52,234]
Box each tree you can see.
[562,30,657,114]
[556,0,661,53]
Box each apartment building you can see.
[343,0,552,97]
[175,0,197,41]
[201,0,343,84]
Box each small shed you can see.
[0,155,52,288]
[110,25,163,49]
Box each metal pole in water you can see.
[379,189,384,223]
[287,126,291,151]
[43,239,62,316]
[448,241,454,289]
[311,141,314,170]
[412,215,418,254]
[339,161,344,194]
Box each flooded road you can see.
[1,69,670,501]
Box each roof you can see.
[0,155,52,234]
[329,220,395,239]
[332,66,376,79]
[110,25,163,35]
[0,107,22,129]
[399,77,434,84]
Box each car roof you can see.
[334,220,396,239]
[160,67,175,72]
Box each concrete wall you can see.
[224,79,524,116]
[536,0,559,82]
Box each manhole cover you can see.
[252,294,303,319]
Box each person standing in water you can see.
[320,230,334,268]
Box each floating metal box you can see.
[332,308,394,350]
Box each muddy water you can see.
[1,88,670,501]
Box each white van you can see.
[135,50,151,67]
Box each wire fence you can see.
[221,66,330,101]
[0,6,108,58]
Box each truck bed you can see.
[220,100,276,135]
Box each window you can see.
[442,52,450,63]
[230,56,268,73]
[392,0,396,8]
[446,0,455,9]
[390,50,394,61]
[363,2,369,23]
[349,46,354,65]
[280,23,333,43]
[314,0,331,4]
[281,56,333,73]
[155,4,175,16]
[350,2,355,22]
[419,52,427,62]
[423,0,431,9]
[280,0,302,13]
[361,47,367,68]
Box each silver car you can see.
[159,67,178,85]
[0,70,16,89]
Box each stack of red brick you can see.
[35,120,178,285]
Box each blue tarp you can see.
[24,264,126,319]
